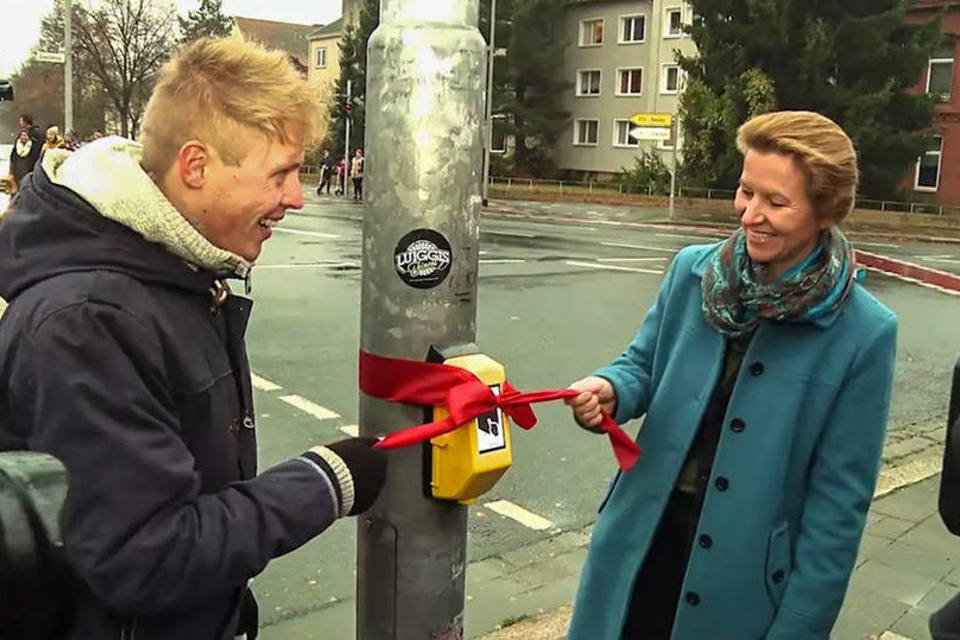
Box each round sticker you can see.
[394,229,453,289]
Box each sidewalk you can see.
[477,475,959,640]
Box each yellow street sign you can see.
[630,112,672,128]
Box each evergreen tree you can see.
[178,0,233,44]
[480,0,571,177]
[679,0,940,199]
[326,0,378,159]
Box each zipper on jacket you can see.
[120,618,138,640]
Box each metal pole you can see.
[481,0,496,207]
[64,0,73,133]
[359,0,485,638]
[669,118,677,219]
[344,78,352,198]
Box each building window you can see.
[928,41,955,100]
[664,7,684,38]
[662,65,682,94]
[580,18,604,46]
[574,119,599,146]
[617,68,643,96]
[614,120,640,148]
[491,116,507,153]
[620,15,645,43]
[577,69,602,96]
[315,47,327,69]
[915,135,943,191]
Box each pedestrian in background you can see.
[351,147,364,201]
[565,111,897,640]
[0,37,387,640]
[334,156,346,195]
[42,126,65,154]
[18,113,43,146]
[9,129,42,192]
[316,149,332,195]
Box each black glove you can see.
[303,437,387,516]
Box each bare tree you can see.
[72,0,176,138]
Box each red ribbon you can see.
[358,350,640,471]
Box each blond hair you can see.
[140,37,320,173]
[736,111,858,222]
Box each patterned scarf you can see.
[701,227,855,337]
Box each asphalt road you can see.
[244,192,960,634]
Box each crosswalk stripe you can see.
[484,500,554,531]
[279,395,341,420]
[251,374,282,392]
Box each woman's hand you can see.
[565,376,616,430]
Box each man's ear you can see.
[176,141,209,189]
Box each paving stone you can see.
[888,608,933,640]
[870,515,919,541]
[885,437,938,462]
[873,482,941,522]
[834,586,910,640]
[849,559,938,607]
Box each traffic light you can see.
[0,79,13,102]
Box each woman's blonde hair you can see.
[140,36,320,173]
[736,111,859,223]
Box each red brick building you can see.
[907,1,960,204]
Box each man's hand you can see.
[565,376,616,430]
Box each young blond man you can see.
[0,38,386,640]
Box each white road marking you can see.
[656,232,709,241]
[484,230,537,239]
[601,241,676,254]
[480,259,527,265]
[855,241,901,249]
[566,260,663,275]
[273,228,340,239]
[484,500,554,531]
[862,267,960,297]
[256,261,358,269]
[598,257,667,263]
[340,424,360,437]
[279,395,341,420]
[251,374,282,392]
[920,256,960,265]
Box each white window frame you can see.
[661,64,683,94]
[576,68,603,97]
[618,14,646,44]
[927,53,954,100]
[579,17,604,47]
[915,135,943,192]
[315,47,327,69]
[613,119,640,148]
[616,67,643,96]
[490,114,508,154]
[573,119,600,146]
[663,6,685,39]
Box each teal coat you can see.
[569,243,897,640]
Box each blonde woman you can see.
[566,111,896,639]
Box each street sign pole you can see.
[359,0,485,638]
[669,118,677,220]
[481,0,496,207]
[64,0,73,134]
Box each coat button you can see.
[749,362,764,376]
[242,415,255,429]
[730,418,746,433]
[772,569,785,584]
[685,592,700,606]
[715,477,729,491]
[698,534,713,549]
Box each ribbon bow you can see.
[359,350,640,471]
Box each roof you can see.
[309,17,343,40]
[233,17,319,65]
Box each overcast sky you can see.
[3,0,342,76]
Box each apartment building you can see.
[553,0,696,178]
[906,1,960,205]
